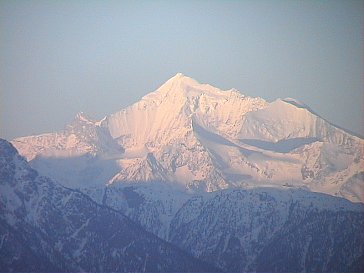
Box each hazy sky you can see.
[1,0,363,140]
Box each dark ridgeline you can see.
[0,139,218,272]
[1,137,363,272]
[168,189,364,272]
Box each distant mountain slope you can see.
[11,73,364,202]
[169,188,364,272]
[0,139,217,272]
[12,113,123,188]
[79,182,364,273]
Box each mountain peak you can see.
[282,98,308,109]
[73,112,95,125]
[150,73,240,102]
[75,111,90,120]
[174,72,184,78]
[65,112,98,133]
[165,72,199,87]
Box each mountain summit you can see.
[11,74,364,202]
[5,74,364,273]
[104,74,267,144]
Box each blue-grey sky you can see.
[1,0,363,140]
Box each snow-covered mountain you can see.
[12,73,364,202]
[12,112,123,188]
[169,188,364,272]
[0,139,217,272]
[2,138,363,272]
[4,73,364,272]
[78,181,364,272]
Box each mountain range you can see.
[12,73,364,202]
[2,73,364,272]
[0,139,217,272]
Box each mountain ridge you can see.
[0,138,219,272]
[11,74,364,202]
[3,73,364,272]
